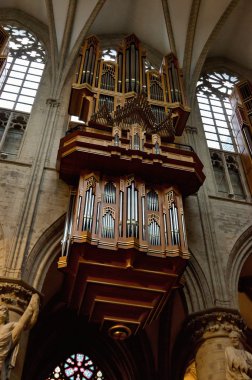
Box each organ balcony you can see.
[56,34,205,339]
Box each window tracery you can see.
[0,24,45,157]
[197,72,247,200]
[197,72,237,152]
[46,353,104,380]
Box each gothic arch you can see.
[184,250,213,313]
[226,225,252,309]
[22,214,65,292]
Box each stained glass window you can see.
[197,72,238,152]
[46,353,105,380]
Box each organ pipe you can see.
[163,213,168,246]
[61,191,75,257]
[181,211,187,246]
[95,202,100,234]
[83,187,95,232]
[76,195,82,229]
[119,191,123,237]
[126,182,139,238]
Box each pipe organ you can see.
[61,175,188,257]
[69,34,190,136]
[57,34,205,339]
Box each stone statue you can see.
[0,293,39,380]
[225,330,252,379]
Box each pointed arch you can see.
[22,214,65,291]
[226,225,252,309]
[183,250,213,313]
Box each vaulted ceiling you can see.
[1,0,252,96]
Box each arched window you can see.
[197,72,246,199]
[197,72,237,152]
[45,352,105,380]
[0,24,45,157]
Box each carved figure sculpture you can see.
[225,330,252,379]
[0,293,39,379]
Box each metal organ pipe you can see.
[136,49,139,92]
[127,186,131,237]
[82,188,89,230]
[86,45,93,84]
[95,202,100,234]
[102,210,115,238]
[169,206,175,245]
[173,204,180,245]
[86,188,92,230]
[163,213,168,246]
[131,182,135,222]
[89,192,95,231]
[142,57,146,91]
[118,52,123,92]
[95,60,100,87]
[62,192,75,257]
[131,44,135,92]
[83,187,95,232]
[76,195,82,229]
[82,48,89,83]
[90,48,96,86]
[125,49,130,92]
[181,212,187,246]
[119,191,123,237]
[142,197,145,240]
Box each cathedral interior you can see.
[0,1,252,379]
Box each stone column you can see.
[186,309,245,380]
[0,279,40,380]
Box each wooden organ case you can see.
[57,34,205,339]
[0,26,9,88]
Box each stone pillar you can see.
[0,279,40,380]
[186,309,245,380]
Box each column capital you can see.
[186,308,245,343]
[0,278,40,314]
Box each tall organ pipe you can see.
[95,202,100,234]
[62,192,75,257]
[76,195,82,229]
[181,212,187,246]
[86,45,93,84]
[119,191,123,237]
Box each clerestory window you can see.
[197,72,237,152]
[0,24,45,157]
[197,72,247,199]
